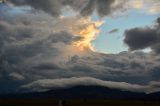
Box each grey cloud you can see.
[22,77,160,93]
[9,72,25,80]
[157,17,160,25]
[49,31,81,44]
[124,27,158,50]
[8,0,63,16]
[33,63,60,71]
[149,66,160,80]
[1,17,159,92]
[1,2,160,94]
[1,41,160,93]
[108,28,119,34]
[26,0,62,17]
[80,0,127,17]
[0,13,78,93]
[152,43,160,54]
[79,0,96,16]
[7,0,26,5]
[65,52,160,85]
[124,17,160,53]
[0,20,58,64]
[8,0,127,17]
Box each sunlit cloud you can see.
[130,0,160,14]
[71,17,104,51]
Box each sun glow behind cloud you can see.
[71,17,104,51]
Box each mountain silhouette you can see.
[1,86,160,101]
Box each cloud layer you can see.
[22,77,160,93]
[0,1,160,94]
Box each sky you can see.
[0,0,160,94]
[94,11,159,53]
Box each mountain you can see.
[0,86,160,101]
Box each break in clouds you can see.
[0,0,160,94]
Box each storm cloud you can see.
[124,17,160,53]
[0,1,160,94]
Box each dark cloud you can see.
[33,63,60,70]
[108,28,119,34]
[26,0,63,17]
[150,66,160,80]
[80,0,127,17]
[124,27,158,50]
[157,17,160,25]
[7,0,26,5]
[8,0,127,17]
[0,14,77,93]
[8,0,65,16]
[152,43,160,54]
[0,20,59,63]
[49,31,81,44]
[1,32,160,93]
[124,17,160,53]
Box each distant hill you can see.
[0,86,160,101]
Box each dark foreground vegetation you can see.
[0,99,160,106]
[0,86,160,106]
